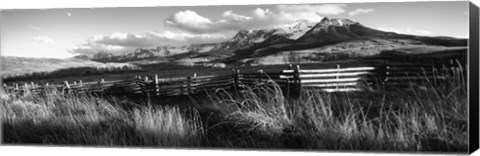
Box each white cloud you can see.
[69,30,229,56]
[70,42,132,56]
[348,8,375,16]
[30,35,56,44]
[253,8,270,18]
[222,10,253,21]
[165,4,347,34]
[164,10,214,33]
[377,27,433,36]
[165,10,256,33]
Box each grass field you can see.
[0,65,468,152]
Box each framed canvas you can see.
[0,0,478,155]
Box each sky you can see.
[0,1,470,58]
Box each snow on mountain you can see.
[232,20,316,44]
[272,19,316,40]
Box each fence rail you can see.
[1,60,466,97]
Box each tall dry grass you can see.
[205,65,468,151]
[1,89,203,147]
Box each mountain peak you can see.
[231,30,250,40]
[93,51,114,58]
[275,19,316,30]
[318,17,357,27]
[72,54,89,60]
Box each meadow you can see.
[0,65,468,152]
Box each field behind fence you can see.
[1,59,466,97]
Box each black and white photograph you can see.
[0,0,478,155]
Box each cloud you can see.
[348,8,375,16]
[377,27,432,36]
[165,4,347,34]
[30,35,56,44]
[164,10,214,33]
[70,42,130,56]
[69,30,229,56]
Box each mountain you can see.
[221,17,467,64]
[76,17,467,65]
[92,51,115,60]
[78,43,223,63]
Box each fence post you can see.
[285,68,291,99]
[144,76,150,93]
[189,73,196,94]
[30,82,35,94]
[144,76,151,104]
[15,83,19,93]
[193,73,197,94]
[293,65,301,99]
[184,76,190,95]
[449,59,455,75]
[64,81,70,94]
[2,84,7,92]
[234,69,239,89]
[135,76,141,94]
[154,74,159,96]
[45,83,49,92]
[287,63,293,96]
[24,83,29,95]
[258,69,263,84]
[383,59,390,85]
[232,69,240,97]
[336,64,340,90]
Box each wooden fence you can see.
[1,60,466,97]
